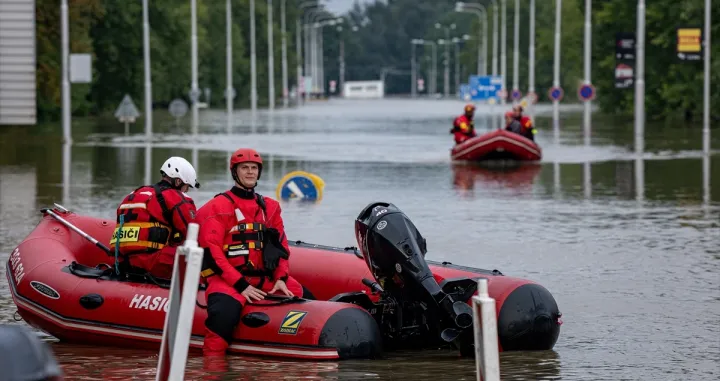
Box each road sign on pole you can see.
[527,91,538,104]
[511,89,522,101]
[469,75,503,102]
[114,94,140,135]
[496,89,508,100]
[548,86,564,102]
[578,84,596,101]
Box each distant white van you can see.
[342,81,385,99]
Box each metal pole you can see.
[191,0,199,135]
[61,0,71,143]
[339,38,345,95]
[477,18,482,75]
[512,0,519,102]
[454,41,460,94]
[296,19,302,105]
[552,0,562,124]
[492,2,498,76]
[281,0,288,108]
[250,0,258,112]
[500,0,506,104]
[268,0,275,110]
[143,0,152,137]
[432,43,437,96]
[529,0,535,97]
[411,42,417,97]
[483,11,488,76]
[634,0,645,154]
[583,0,591,145]
[445,29,450,98]
[304,24,311,102]
[226,0,233,133]
[311,26,317,97]
[702,0,710,155]
[319,27,325,97]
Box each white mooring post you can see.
[473,278,501,381]
[155,222,205,381]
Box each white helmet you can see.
[160,156,200,188]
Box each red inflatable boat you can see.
[451,129,542,162]
[6,203,561,360]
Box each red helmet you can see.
[464,104,476,113]
[230,148,263,180]
[505,111,514,118]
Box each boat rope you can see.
[114,214,124,275]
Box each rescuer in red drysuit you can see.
[196,148,304,356]
[450,103,477,144]
[504,111,523,135]
[512,105,536,141]
[109,156,199,280]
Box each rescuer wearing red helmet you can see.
[109,156,199,280]
[450,103,477,144]
[512,105,536,141]
[195,148,304,356]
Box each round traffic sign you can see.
[548,86,564,102]
[527,91,538,104]
[578,83,596,101]
[496,89,508,99]
[276,171,325,202]
[511,89,522,101]
[168,99,188,118]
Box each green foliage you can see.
[33,0,716,121]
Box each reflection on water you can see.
[1,99,718,380]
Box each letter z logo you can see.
[278,310,307,335]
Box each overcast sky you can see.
[324,0,373,15]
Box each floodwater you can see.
[1,98,718,380]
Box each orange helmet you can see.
[464,104,476,113]
[230,148,263,180]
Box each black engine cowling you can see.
[354,202,473,337]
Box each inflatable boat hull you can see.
[6,210,561,359]
[451,129,542,162]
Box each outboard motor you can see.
[355,202,473,342]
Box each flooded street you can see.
[1,99,718,380]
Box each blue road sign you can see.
[511,89,522,101]
[458,84,472,101]
[548,86,564,102]
[578,84,596,101]
[468,75,503,102]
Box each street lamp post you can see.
[455,2,488,76]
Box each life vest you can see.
[200,191,288,279]
[108,184,180,256]
[453,115,475,135]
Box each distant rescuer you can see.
[195,148,304,356]
[109,156,199,279]
[451,103,477,144]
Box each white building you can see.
[342,81,384,99]
[0,0,36,125]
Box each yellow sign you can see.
[111,226,140,243]
[677,28,701,53]
[278,310,307,335]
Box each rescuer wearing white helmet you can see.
[109,156,200,280]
